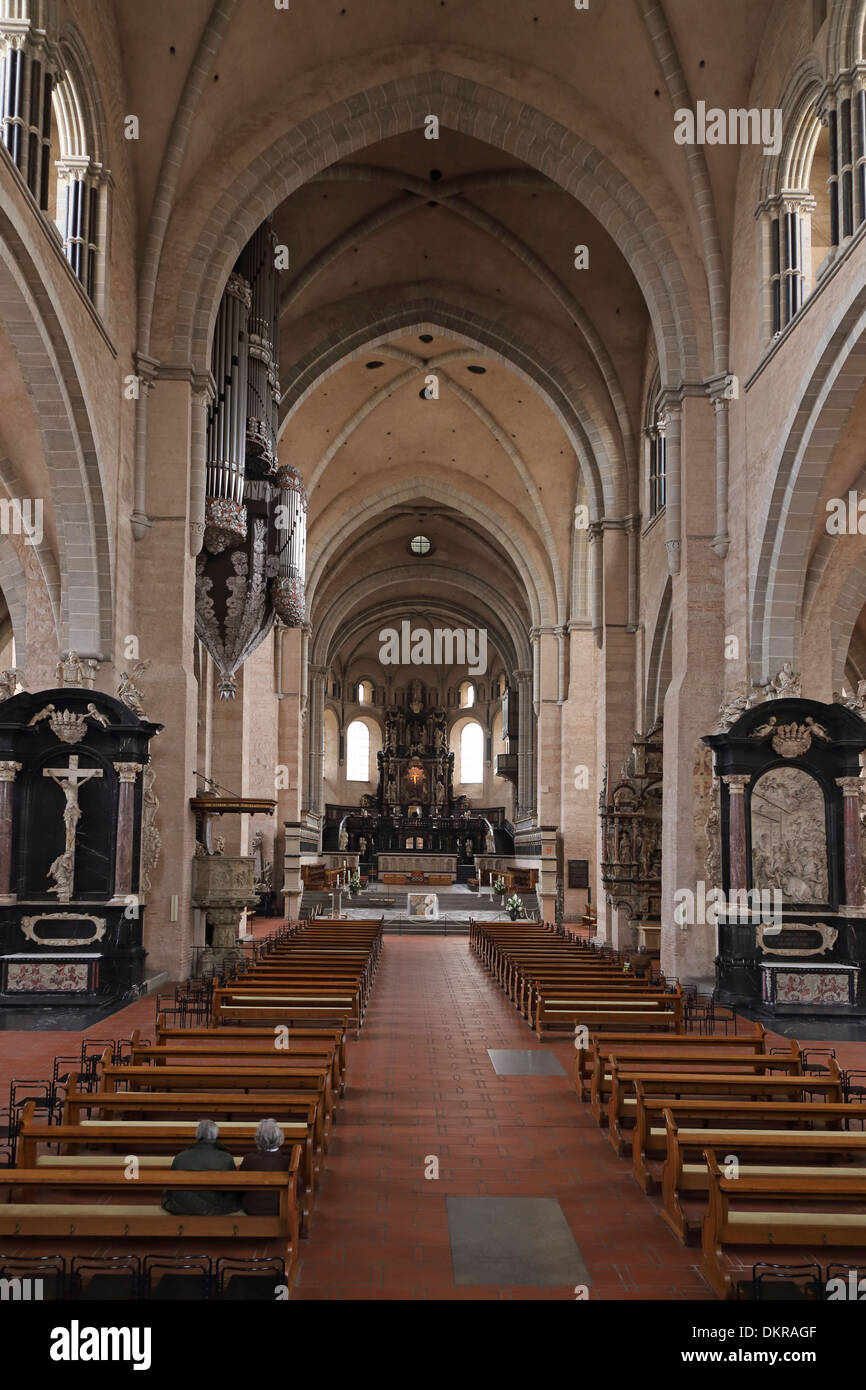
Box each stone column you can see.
[306,664,327,817]
[0,760,22,904]
[111,762,143,902]
[660,394,725,987]
[836,776,864,906]
[659,397,682,577]
[723,775,751,892]
[513,668,533,820]
[134,374,201,980]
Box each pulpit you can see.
[0,680,162,1004]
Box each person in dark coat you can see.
[238,1118,293,1215]
[161,1119,240,1215]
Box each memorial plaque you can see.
[567,859,589,889]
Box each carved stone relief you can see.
[750,767,828,904]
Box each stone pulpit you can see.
[702,691,866,1015]
[192,852,257,968]
[0,677,162,1004]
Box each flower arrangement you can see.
[348,872,361,894]
[506,894,525,920]
[493,875,507,896]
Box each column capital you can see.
[836,776,862,796]
[723,774,751,794]
[114,762,143,783]
[0,761,22,782]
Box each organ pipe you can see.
[203,269,250,552]
[271,463,307,627]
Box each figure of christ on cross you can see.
[43,754,104,902]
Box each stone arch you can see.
[0,209,112,657]
[826,0,866,71]
[750,278,866,680]
[167,66,703,387]
[306,476,555,633]
[281,293,620,521]
[311,583,529,680]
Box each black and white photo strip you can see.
[0,0,864,1373]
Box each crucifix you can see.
[43,754,103,902]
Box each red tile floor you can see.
[1,934,865,1300]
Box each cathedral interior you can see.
[0,0,865,1340]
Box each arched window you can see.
[51,34,109,307]
[356,679,373,704]
[645,367,666,519]
[346,720,370,781]
[458,680,476,709]
[460,721,483,784]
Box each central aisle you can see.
[293,936,711,1300]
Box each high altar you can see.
[323,686,508,871]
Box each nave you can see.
[4,931,864,1302]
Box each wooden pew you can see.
[212,985,362,1031]
[535,987,682,1039]
[607,1057,844,1153]
[99,1052,335,1138]
[662,1108,866,1242]
[132,1028,343,1096]
[0,1167,301,1259]
[61,1079,327,1175]
[575,1025,766,1102]
[700,1149,866,1299]
[588,1040,801,1123]
[15,1102,318,1236]
[631,1089,866,1192]
[153,1019,348,1092]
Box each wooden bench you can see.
[607,1057,844,1153]
[99,1053,335,1139]
[61,1080,326,1170]
[662,1108,866,1242]
[700,1149,866,1299]
[153,1020,347,1092]
[631,1089,866,1192]
[536,988,682,1039]
[0,1167,301,1258]
[588,1041,801,1123]
[133,1029,343,1097]
[16,1103,318,1235]
[575,1025,766,1101]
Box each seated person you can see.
[239,1118,293,1215]
[161,1119,240,1216]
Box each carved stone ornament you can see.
[764,662,802,700]
[715,683,765,731]
[755,921,838,958]
[139,763,161,896]
[27,703,110,744]
[0,668,25,701]
[56,651,99,690]
[21,912,107,947]
[750,716,831,758]
[117,661,150,717]
[833,679,866,720]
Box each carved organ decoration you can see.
[599,722,663,921]
[196,218,307,698]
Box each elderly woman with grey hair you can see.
[239,1118,292,1215]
